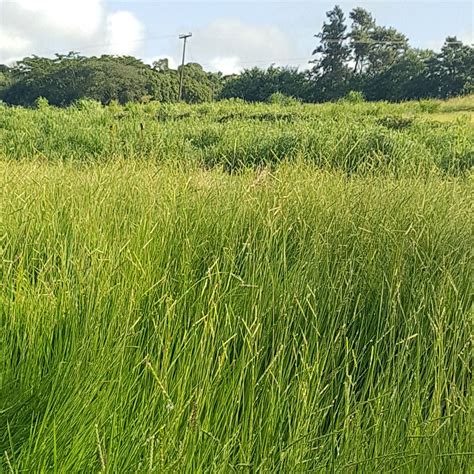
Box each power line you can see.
[317,39,469,45]
[13,26,471,60]
[5,28,471,69]
[8,33,178,60]
[191,56,310,69]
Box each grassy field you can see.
[1,97,473,172]
[0,97,473,472]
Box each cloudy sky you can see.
[0,0,472,74]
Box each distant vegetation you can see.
[1,95,473,173]
[1,5,472,106]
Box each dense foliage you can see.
[0,5,472,106]
[0,54,222,106]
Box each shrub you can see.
[267,92,301,106]
[341,90,366,104]
[35,97,50,109]
[74,98,103,111]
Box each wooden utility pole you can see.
[178,33,192,101]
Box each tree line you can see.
[0,5,472,106]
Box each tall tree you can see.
[310,5,352,101]
[364,48,436,101]
[367,26,409,74]
[349,7,375,73]
[0,64,12,99]
[428,37,474,97]
[348,8,409,76]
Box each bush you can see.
[341,90,366,104]
[35,97,50,110]
[267,92,301,106]
[74,99,104,111]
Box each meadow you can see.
[1,96,473,172]
[0,97,473,472]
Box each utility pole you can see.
[178,33,192,101]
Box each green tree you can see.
[83,55,152,104]
[349,7,375,73]
[152,58,170,72]
[3,53,153,106]
[364,49,436,101]
[428,37,474,97]
[366,26,409,75]
[0,64,12,100]
[179,63,222,103]
[220,66,309,102]
[310,5,352,101]
[349,8,410,74]
[149,64,179,103]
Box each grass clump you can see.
[267,92,302,106]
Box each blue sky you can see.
[1,1,472,72]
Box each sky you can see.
[0,0,472,74]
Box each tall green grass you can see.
[1,160,472,472]
[0,99,472,174]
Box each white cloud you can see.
[105,11,145,56]
[210,56,241,75]
[0,28,31,55]
[0,0,146,63]
[8,0,104,38]
[145,18,300,74]
[0,1,299,74]
[183,18,297,73]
